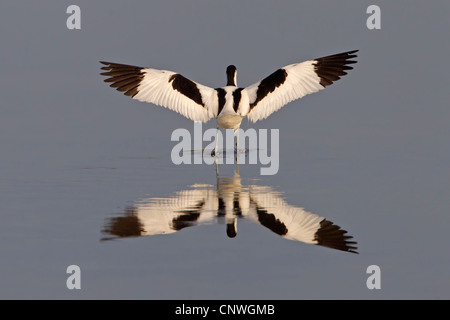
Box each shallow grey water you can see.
[1,1,449,299]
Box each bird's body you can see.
[215,86,247,130]
[100,50,358,153]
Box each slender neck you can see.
[226,65,237,86]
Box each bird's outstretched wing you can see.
[247,185,358,253]
[100,62,216,122]
[102,185,217,239]
[245,50,358,122]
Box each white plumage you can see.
[134,69,214,122]
[100,50,358,131]
[245,61,324,122]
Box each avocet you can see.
[100,50,358,154]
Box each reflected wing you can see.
[245,50,358,122]
[102,185,217,239]
[248,186,358,253]
[100,62,216,122]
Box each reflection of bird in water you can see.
[102,173,358,253]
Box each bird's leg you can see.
[215,159,219,177]
[211,123,219,157]
[235,128,239,154]
[234,128,239,163]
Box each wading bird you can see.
[100,50,358,155]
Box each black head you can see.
[226,65,237,86]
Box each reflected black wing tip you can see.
[315,219,359,254]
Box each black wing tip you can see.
[344,49,359,56]
[328,49,359,58]
[314,50,359,87]
[317,49,359,59]
[99,61,145,98]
